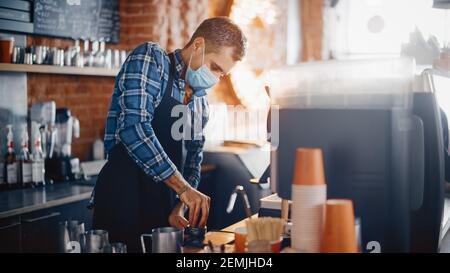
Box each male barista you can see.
[91,17,247,252]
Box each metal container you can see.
[58,220,85,253]
[12,46,24,63]
[140,227,184,253]
[82,230,109,253]
[64,50,73,66]
[112,242,127,253]
[34,46,47,64]
[50,47,64,66]
[102,242,127,253]
[53,49,64,66]
[24,53,33,64]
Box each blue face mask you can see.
[186,46,220,92]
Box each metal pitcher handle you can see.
[77,233,86,253]
[140,234,152,253]
[66,241,81,253]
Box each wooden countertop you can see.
[184,214,258,253]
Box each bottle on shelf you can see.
[0,136,5,191]
[93,128,105,161]
[31,124,45,187]
[18,124,33,188]
[94,39,105,68]
[0,158,4,190]
[5,124,18,190]
[83,39,95,67]
[72,39,84,68]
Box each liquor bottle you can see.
[0,157,4,190]
[94,39,105,67]
[0,134,4,191]
[18,124,32,188]
[5,124,18,190]
[83,39,95,67]
[31,126,45,187]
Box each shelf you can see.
[0,63,119,77]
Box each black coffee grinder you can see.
[45,108,80,182]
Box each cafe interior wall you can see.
[26,0,208,161]
[24,0,324,161]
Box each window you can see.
[326,0,450,60]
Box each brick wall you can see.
[27,75,113,159]
[27,0,208,161]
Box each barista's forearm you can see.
[164,171,189,193]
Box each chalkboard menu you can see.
[33,0,120,43]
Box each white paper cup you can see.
[290,184,326,253]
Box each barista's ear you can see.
[192,37,205,52]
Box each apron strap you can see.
[161,52,176,101]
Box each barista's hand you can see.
[179,186,210,228]
[165,172,211,228]
[168,202,189,229]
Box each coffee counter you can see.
[0,164,218,220]
[0,182,94,219]
[0,181,94,252]
[184,215,258,253]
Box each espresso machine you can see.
[45,108,80,182]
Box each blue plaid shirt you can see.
[91,43,209,206]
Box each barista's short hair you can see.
[185,17,247,61]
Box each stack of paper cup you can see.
[290,148,326,253]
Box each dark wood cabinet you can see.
[21,210,62,253]
[0,216,22,253]
[0,199,92,253]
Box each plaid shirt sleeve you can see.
[116,43,177,182]
[182,99,209,189]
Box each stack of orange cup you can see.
[290,148,327,253]
[321,199,358,253]
[234,227,247,253]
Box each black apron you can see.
[92,53,186,253]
